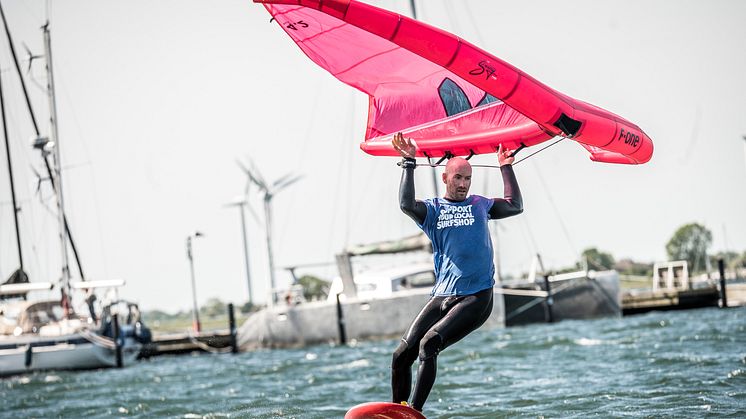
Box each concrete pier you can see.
[622,286,720,315]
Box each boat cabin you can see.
[327,263,435,301]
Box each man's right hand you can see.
[392,132,416,158]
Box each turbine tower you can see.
[238,159,302,306]
[225,174,261,305]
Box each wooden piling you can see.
[228,303,238,354]
[112,313,123,368]
[24,344,32,368]
[543,275,554,323]
[718,259,728,308]
[335,293,347,345]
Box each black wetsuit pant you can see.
[391,287,494,411]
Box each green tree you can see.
[665,223,712,273]
[239,301,256,314]
[724,251,746,271]
[581,247,615,270]
[297,275,330,301]
[614,258,653,277]
[201,297,227,318]
[709,251,739,271]
[142,309,176,322]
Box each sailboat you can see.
[0,8,149,377]
[0,297,147,376]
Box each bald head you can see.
[442,157,472,201]
[445,157,471,175]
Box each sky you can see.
[0,0,745,313]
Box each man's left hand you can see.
[497,144,514,166]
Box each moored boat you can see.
[0,295,149,377]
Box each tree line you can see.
[564,222,745,277]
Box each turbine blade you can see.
[237,158,267,190]
[248,158,268,189]
[274,174,304,191]
[271,173,294,189]
[236,159,250,174]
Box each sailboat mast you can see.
[0,64,24,275]
[408,0,441,197]
[42,22,72,294]
[0,3,86,289]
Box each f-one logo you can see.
[469,60,496,80]
[618,129,640,147]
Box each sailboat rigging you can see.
[0,4,86,289]
[0,55,30,299]
[0,6,150,376]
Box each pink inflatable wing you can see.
[255,0,653,164]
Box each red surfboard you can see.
[345,402,426,419]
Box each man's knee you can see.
[418,330,443,361]
[392,339,418,369]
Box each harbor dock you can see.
[620,260,743,315]
[140,304,239,357]
[622,286,719,315]
[139,330,237,358]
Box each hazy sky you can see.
[1,0,745,313]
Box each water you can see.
[2,307,745,418]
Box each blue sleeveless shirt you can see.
[418,195,495,296]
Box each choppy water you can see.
[2,307,745,418]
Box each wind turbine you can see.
[237,158,302,306]
[225,169,262,306]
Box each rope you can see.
[187,332,234,354]
[546,280,579,296]
[502,276,593,321]
[406,136,567,169]
[494,287,548,298]
[505,295,547,320]
[586,276,621,312]
[78,329,117,350]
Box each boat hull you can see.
[504,271,621,327]
[239,271,620,349]
[0,333,141,377]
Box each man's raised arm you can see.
[489,144,523,219]
[393,133,427,225]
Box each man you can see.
[391,132,523,411]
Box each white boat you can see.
[0,13,150,376]
[237,237,620,349]
[0,293,148,377]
